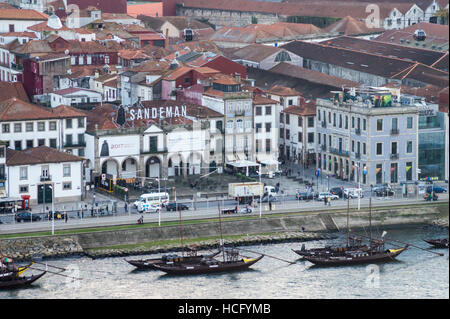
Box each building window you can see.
[298,117,303,127]
[78,148,85,157]
[265,106,272,115]
[63,164,71,177]
[274,51,291,62]
[363,143,366,155]
[63,182,72,190]
[298,132,302,142]
[66,119,72,129]
[38,139,45,146]
[38,122,45,131]
[66,134,73,146]
[376,142,383,155]
[255,123,262,133]
[19,185,29,193]
[265,139,271,153]
[339,114,342,128]
[390,163,398,183]
[20,167,28,180]
[391,141,398,155]
[286,129,290,140]
[265,123,271,132]
[285,114,290,125]
[392,117,398,130]
[2,124,10,133]
[407,117,413,129]
[50,138,57,148]
[256,107,262,116]
[307,117,314,128]
[26,122,33,132]
[345,116,348,129]
[14,141,22,150]
[352,116,355,128]
[406,162,413,181]
[26,140,33,149]
[376,119,383,131]
[407,141,413,153]
[150,136,158,152]
[14,123,22,132]
[376,164,383,184]
[363,119,366,131]
[49,121,57,131]
[308,133,314,143]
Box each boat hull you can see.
[153,255,264,275]
[125,252,220,270]
[424,239,449,249]
[304,247,408,266]
[0,272,46,290]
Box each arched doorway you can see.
[121,157,138,178]
[187,152,202,175]
[145,156,161,178]
[101,159,119,178]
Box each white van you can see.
[344,188,364,198]
[264,186,277,197]
[135,192,169,212]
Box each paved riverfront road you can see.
[0,194,447,235]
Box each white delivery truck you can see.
[228,182,264,204]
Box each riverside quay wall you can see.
[1,203,448,260]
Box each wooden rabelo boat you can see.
[152,203,263,275]
[125,248,220,270]
[0,262,34,279]
[423,238,449,248]
[292,237,370,258]
[303,243,408,266]
[152,248,264,275]
[0,272,46,290]
[302,191,408,266]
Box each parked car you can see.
[15,212,41,223]
[165,202,189,211]
[296,192,314,200]
[372,184,394,197]
[329,187,344,198]
[316,192,339,201]
[47,211,67,220]
[426,186,447,194]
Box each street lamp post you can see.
[259,164,262,219]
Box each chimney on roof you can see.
[165,28,169,50]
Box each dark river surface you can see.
[1,225,448,299]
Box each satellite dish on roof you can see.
[413,29,426,41]
[64,49,69,55]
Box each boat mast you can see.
[347,193,350,247]
[369,186,372,248]
[218,202,225,261]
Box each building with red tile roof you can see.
[67,0,127,14]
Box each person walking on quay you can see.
[269,201,272,211]
[324,197,327,206]
[327,196,331,206]
[65,211,68,223]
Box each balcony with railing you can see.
[355,153,361,159]
[321,121,327,128]
[390,153,399,160]
[40,175,52,182]
[63,141,86,148]
[10,63,23,72]
[390,128,400,135]
[321,144,327,151]
[331,148,349,157]
[355,128,361,135]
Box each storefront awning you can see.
[227,160,259,168]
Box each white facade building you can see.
[5,145,84,204]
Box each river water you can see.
[1,225,448,299]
